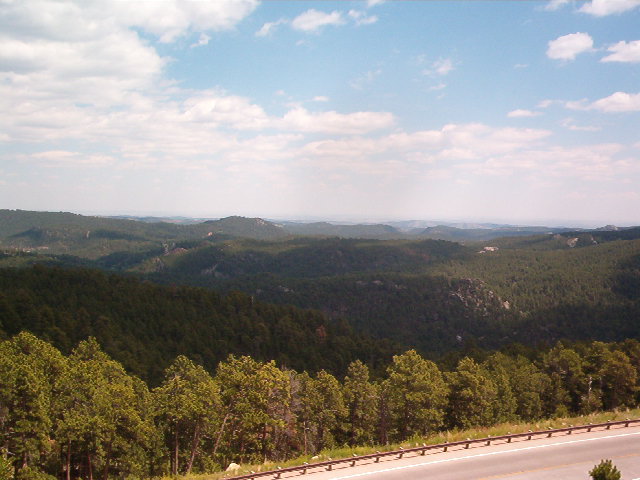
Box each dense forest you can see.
[2,210,640,479]
[2,211,640,356]
[0,266,396,384]
[2,332,639,480]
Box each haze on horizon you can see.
[1,0,639,227]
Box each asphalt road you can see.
[283,425,640,480]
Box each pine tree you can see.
[153,355,221,475]
[589,459,621,480]
[382,350,448,441]
[342,360,379,446]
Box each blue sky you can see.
[1,0,639,226]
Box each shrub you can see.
[589,459,621,480]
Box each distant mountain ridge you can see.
[2,210,638,252]
[0,210,289,257]
[2,209,640,359]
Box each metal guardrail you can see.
[226,418,640,480]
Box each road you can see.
[279,425,640,480]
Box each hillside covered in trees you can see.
[3,211,640,479]
[0,266,396,384]
[2,210,640,356]
[2,332,639,480]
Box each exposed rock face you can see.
[478,246,499,254]
[449,278,512,315]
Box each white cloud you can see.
[601,40,640,63]
[106,0,259,43]
[545,0,571,11]
[255,19,288,37]
[349,69,382,90]
[291,9,345,33]
[348,10,378,26]
[257,9,374,38]
[537,99,555,109]
[313,96,330,102]
[300,124,551,167]
[182,91,271,130]
[423,58,455,77]
[547,32,594,60]
[29,150,117,167]
[591,91,640,112]
[190,34,210,48]
[458,143,628,180]
[0,0,258,44]
[560,118,601,131]
[564,99,590,110]
[507,109,542,118]
[579,0,640,16]
[281,108,395,135]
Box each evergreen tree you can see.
[447,357,499,429]
[542,343,585,415]
[0,333,65,477]
[341,360,379,446]
[294,370,345,454]
[589,459,621,480]
[382,350,448,441]
[215,355,291,464]
[153,356,221,475]
[55,338,152,480]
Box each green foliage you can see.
[2,331,640,480]
[0,265,396,384]
[0,333,65,474]
[589,459,621,480]
[14,467,56,480]
[382,350,448,441]
[153,356,221,475]
[0,454,11,480]
[342,360,379,446]
[446,357,499,429]
[215,355,292,464]
[294,370,346,454]
[56,338,153,480]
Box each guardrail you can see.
[227,418,640,480]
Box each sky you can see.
[1,0,640,227]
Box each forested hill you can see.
[0,209,289,258]
[0,265,397,384]
[3,209,640,360]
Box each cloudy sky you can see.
[1,0,639,226]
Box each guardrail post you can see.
[326,458,332,471]
[606,421,611,430]
[486,435,491,446]
[274,466,282,478]
[527,430,532,440]
[626,418,631,427]
[375,451,381,463]
[301,462,308,474]
[350,454,357,467]
[587,423,592,432]
[507,432,512,443]
[568,424,574,434]
[443,445,447,452]
[397,447,404,459]
[465,438,471,449]
[547,427,553,438]
[421,443,428,455]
